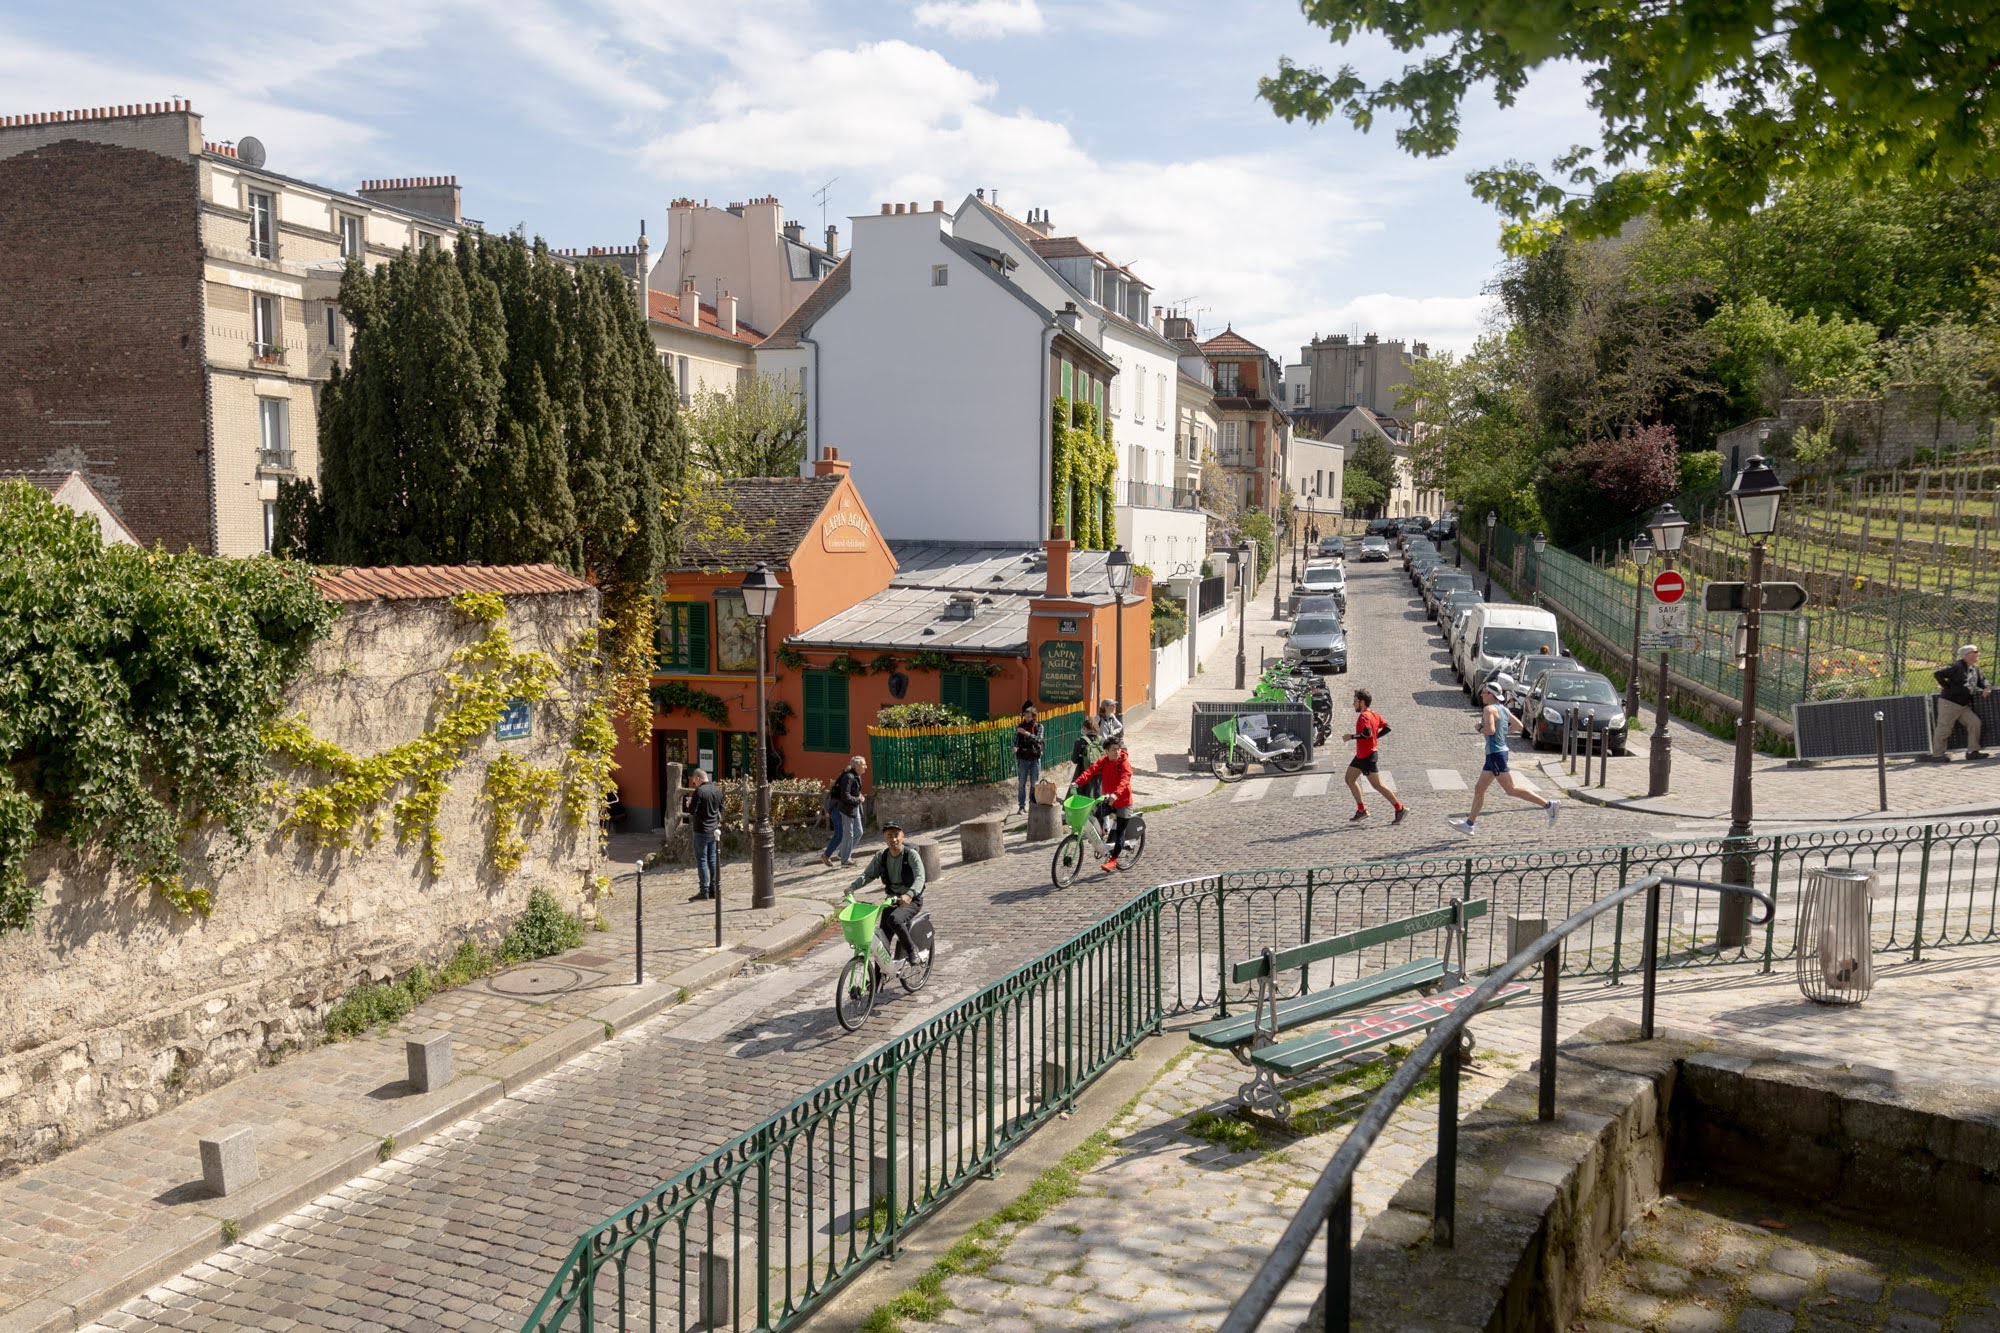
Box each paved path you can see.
[21,559,1996,1333]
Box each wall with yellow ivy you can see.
[1050,397,1118,550]
[0,587,605,1172]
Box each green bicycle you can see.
[1050,792,1147,888]
[832,892,934,1032]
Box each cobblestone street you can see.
[14,560,1996,1333]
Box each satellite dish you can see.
[237,136,267,169]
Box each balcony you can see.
[258,449,296,472]
[1119,479,1201,511]
[249,341,287,368]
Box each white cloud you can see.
[912,0,1046,39]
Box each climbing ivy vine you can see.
[1050,397,1117,550]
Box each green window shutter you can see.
[686,602,709,673]
[941,671,989,721]
[804,670,848,752]
[1060,361,1073,402]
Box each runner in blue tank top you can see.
[1448,675,1558,836]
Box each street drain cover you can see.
[487,964,595,998]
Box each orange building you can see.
[612,452,1152,828]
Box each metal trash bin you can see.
[1795,868,1875,1005]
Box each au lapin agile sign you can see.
[1039,639,1084,705]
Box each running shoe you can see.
[1348,808,1368,822]
[1546,800,1561,826]
[1391,806,1408,825]
[1448,818,1475,836]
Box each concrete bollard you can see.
[697,1248,731,1329]
[199,1126,259,1197]
[1024,803,1059,842]
[958,815,1005,863]
[908,836,943,883]
[1041,1059,1067,1104]
[405,1032,453,1093]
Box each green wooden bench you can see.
[1191,899,1517,1120]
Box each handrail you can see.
[1217,872,1775,1333]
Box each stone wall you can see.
[871,780,1013,836]
[1776,389,1990,472]
[0,590,603,1173]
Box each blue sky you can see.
[3,0,1601,356]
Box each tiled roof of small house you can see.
[310,564,589,602]
[673,475,843,569]
[1198,327,1269,358]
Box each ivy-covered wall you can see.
[0,587,603,1172]
[1050,396,1117,550]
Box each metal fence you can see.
[867,701,1084,790]
[525,817,2000,1332]
[1199,574,1227,617]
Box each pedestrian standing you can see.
[685,768,724,901]
[1343,687,1406,824]
[1071,715,1104,797]
[1926,644,1992,761]
[1448,677,1558,836]
[822,756,867,867]
[1096,697,1124,746]
[1014,703,1045,814]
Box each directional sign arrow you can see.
[1703,581,1810,613]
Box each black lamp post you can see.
[1234,540,1251,689]
[1645,504,1688,797]
[740,562,783,909]
[1481,509,1497,599]
[1107,545,1133,714]
[1530,530,1548,607]
[1626,533,1653,719]
[1719,458,1786,946]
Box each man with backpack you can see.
[1925,645,1991,761]
[1014,703,1046,814]
[850,822,928,966]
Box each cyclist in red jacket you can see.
[1072,735,1135,872]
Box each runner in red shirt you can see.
[1344,687,1407,824]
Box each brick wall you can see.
[0,139,211,552]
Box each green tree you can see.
[1348,437,1397,498]
[1262,1,2000,249]
[686,374,808,477]
[1882,315,1999,448]
[1705,295,1879,421]
[1339,467,1388,516]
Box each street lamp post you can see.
[1530,530,1548,607]
[1645,505,1688,798]
[1481,510,1497,599]
[739,563,783,909]
[1625,533,1653,719]
[1719,459,1786,947]
[1234,540,1251,689]
[1107,546,1133,714]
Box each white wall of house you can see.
[1287,434,1346,520]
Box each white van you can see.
[1453,605,1562,694]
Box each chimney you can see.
[783,221,803,243]
[1027,207,1054,237]
[825,224,840,255]
[717,290,737,336]
[679,277,699,327]
[1056,301,1081,333]
[1363,333,1379,346]
[814,445,851,478]
[975,188,985,200]
[355,175,462,223]
[1044,525,1072,598]
[932,199,943,213]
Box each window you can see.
[803,670,850,751]
[676,355,691,406]
[1134,368,1145,423]
[1156,374,1166,427]
[252,294,280,362]
[939,671,989,721]
[323,303,340,350]
[338,212,363,259]
[932,264,949,286]
[247,189,274,259]
[262,500,276,553]
[1215,362,1240,394]
[1222,421,1240,456]
[1109,357,1122,415]
[1060,361,1072,402]
[712,591,757,673]
[1092,380,1104,435]
[417,232,440,253]
[655,601,710,673]
[258,397,291,466]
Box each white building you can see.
[1282,361,1312,412]
[1287,435,1345,530]
[757,194,1208,571]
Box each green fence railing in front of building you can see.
[868,701,1085,790]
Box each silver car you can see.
[1359,535,1391,562]
[1441,589,1485,648]
[1283,613,1349,674]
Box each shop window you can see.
[940,671,989,721]
[656,601,710,673]
[803,670,850,752]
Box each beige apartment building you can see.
[0,101,467,556]
[654,195,839,343]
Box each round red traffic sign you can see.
[1652,570,1686,604]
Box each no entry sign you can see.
[1651,570,1686,604]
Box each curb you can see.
[1534,759,2000,825]
[1,902,841,1333]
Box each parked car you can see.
[1402,539,1435,571]
[1293,594,1340,620]
[1282,613,1349,674]
[1424,571,1476,619]
[1495,652,1585,710]
[1409,554,1440,585]
[1290,560,1347,615]
[1441,589,1486,647]
[1454,605,1563,692]
[1359,535,1392,562]
[1365,518,1398,539]
[1317,535,1347,560]
[1431,515,1458,543]
[1525,670,1628,754]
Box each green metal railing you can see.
[524,817,2000,1331]
[867,702,1085,790]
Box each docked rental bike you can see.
[1050,792,1147,887]
[1210,713,1307,782]
[832,891,935,1031]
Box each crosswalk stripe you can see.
[1231,781,1269,803]
[1293,773,1331,798]
[1426,768,1467,791]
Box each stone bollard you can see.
[199,1126,259,1197]
[908,836,943,883]
[405,1033,453,1093]
[958,814,1005,863]
[1025,802,1059,842]
[1040,1059,1067,1105]
[697,1248,731,1329]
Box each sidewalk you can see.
[1535,720,2000,824]
[0,844,850,1333]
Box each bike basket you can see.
[836,897,883,951]
[1210,717,1239,747]
[1062,792,1098,834]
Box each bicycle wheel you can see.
[1051,834,1085,888]
[1116,821,1146,872]
[1269,750,1305,774]
[834,955,878,1031]
[1215,746,1247,783]
[898,943,933,993]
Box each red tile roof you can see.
[1199,327,1270,357]
[645,290,768,346]
[311,564,590,603]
